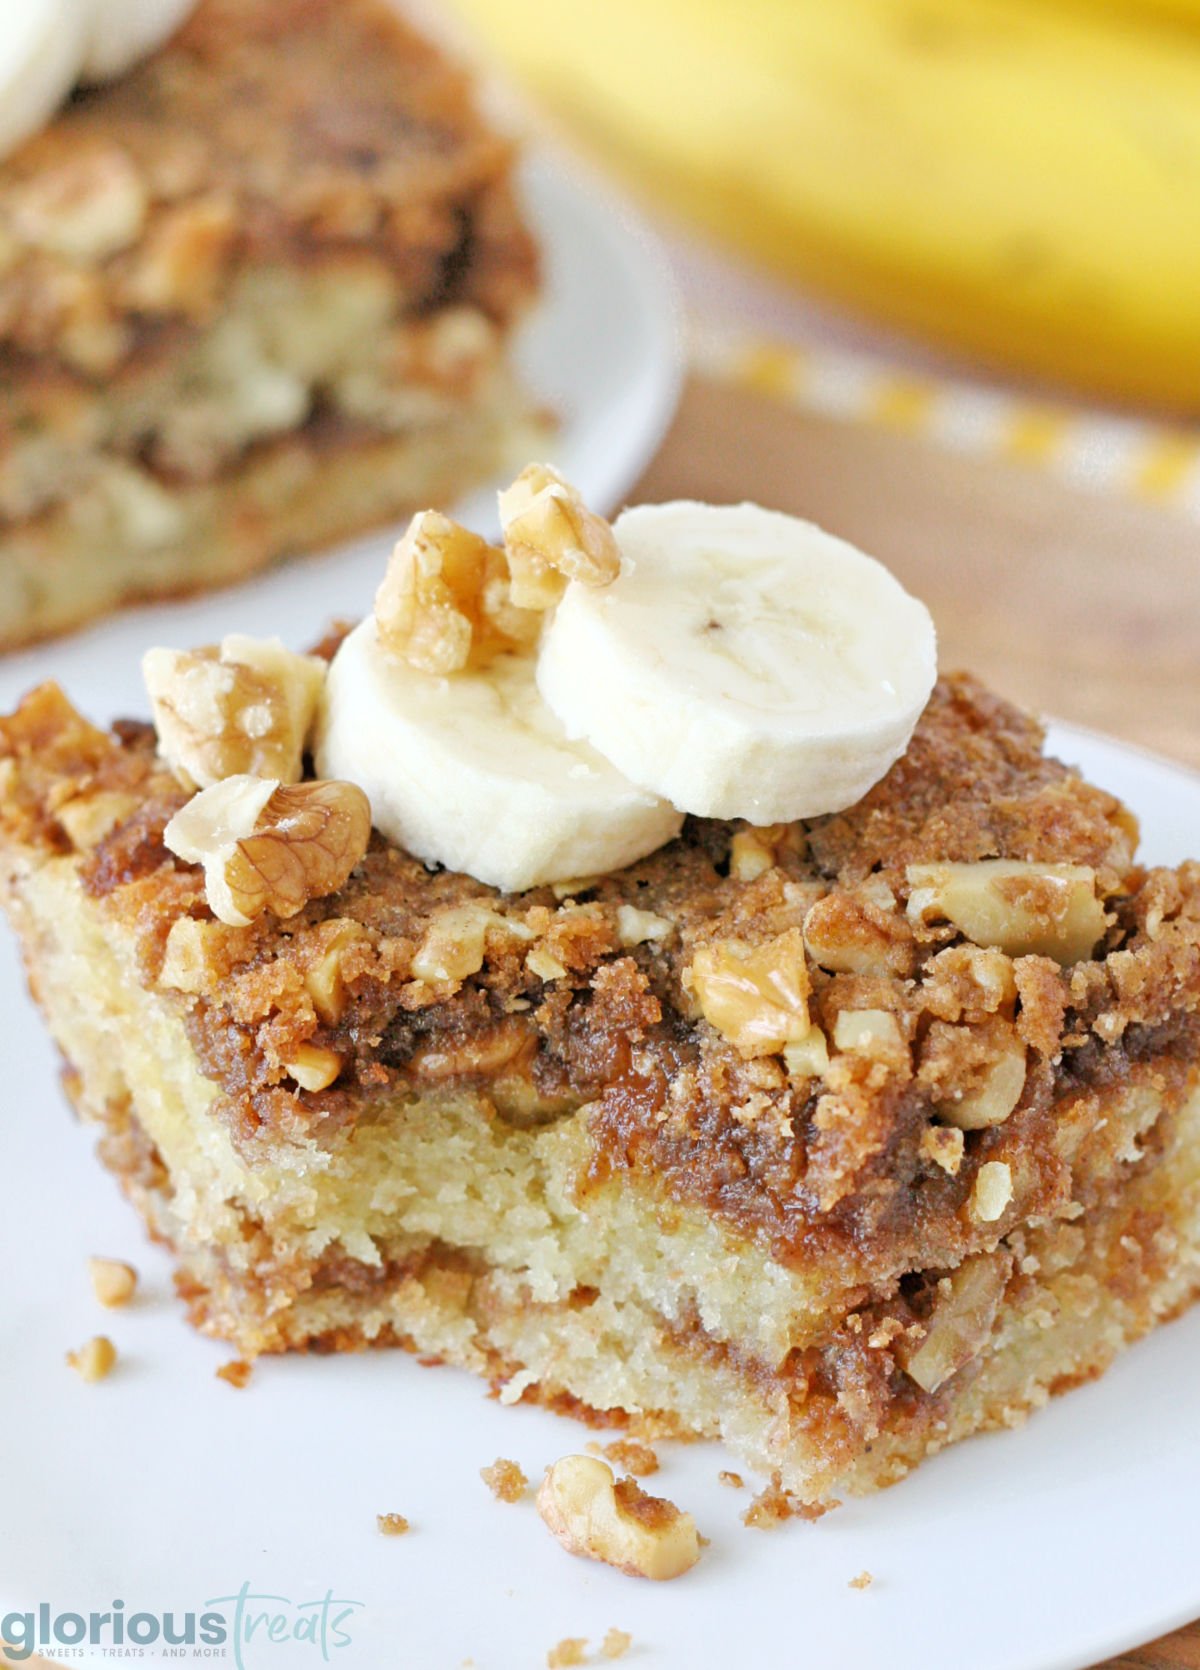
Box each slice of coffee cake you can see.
[0,0,542,647]
[2,664,1198,1503]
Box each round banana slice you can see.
[316,619,683,895]
[537,501,937,823]
[0,0,85,162]
[79,0,197,83]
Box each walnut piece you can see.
[374,508,536,675]
[498,464,621,611]
[899,1250,1012,1393]
[688,929,811,1057]
[88,1257,137,1309]
[411,902,533,983]
[906,860,1107,966]
[536,1455,700,1581]
[546,1641,587,1669]
[971,1160,1014,1223]
[143,634,326,790]
[930,1028,1027,1131]
[283,1043,344,1093]
[12,147,147,262]
[615,905,673,947]
[920,1125,965,1175]
[66,1335,117,1383]
[164,775,371,927]
[832,1008,907,1061]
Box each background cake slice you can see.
[0,0,543,648]
[1,668,1198,1504]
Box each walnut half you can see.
[536,1456,700,1582]
[164,775,371,927]
[144,634,325,790]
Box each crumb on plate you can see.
[480,1457,528,1501]
[66,1335,116,1382]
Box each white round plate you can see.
[0,152,682,726]
[1,721,1198,1670]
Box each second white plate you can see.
[0,153,682,725]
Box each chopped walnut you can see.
[546,1640,587,1669]
[303,919,370,1023]
[832,1008,907,1062]
[687,929,811,1058]
[216,1359,254,1389]
[88,1257,137,1309]
[283,1044,343,1093]
[55,790,139,851]
[899,1250,1012,1393]
[783,1025,830,1082]
[537,1455,700,1581]
[499,464,621,610]
[527,945,569,982]
[906,860,1108,966]
[412,903,533,983]
[601,1629,632,1661]
[971,1160,1014,1224]
[66,1335,117,1383]
[919,1017,1028,1130]
[920,1125,965,1175]
[164,776,371,927]
[481,1457,528,1502]
[729,825,786,882]
[374,509,536,675]
[12,147,147,262]
[376,1513,410,1536]
[615,905,673,948]
[122,194,236,315]
[804,888,914,977]
[143,635,325,790]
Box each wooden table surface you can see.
[640,376,1200,1670]
[4,379,1198,1670]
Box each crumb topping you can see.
[2,672,1198,1285]
[480,1456,528,1502]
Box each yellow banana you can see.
[453,0,1200,411]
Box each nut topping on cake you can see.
[906,859,1108,965]
[687,929,812,1058]
[143,635,325,790]
[163,775,370,927]
[498,463,622,611]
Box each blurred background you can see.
[435,0,1200,765]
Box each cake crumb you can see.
[742,1476,838,1529]
[66,1335,116,1382]
[376,1513,410,1536]
[602,1628,632,1659]
[849,1570,873,1591]
[481,1457,528,1502]
[547,1637,587,1667]
[88,1256,138,1308]
[717,1470,744,1489]
[591,1438,659,1477]
[216,1358,253,1389]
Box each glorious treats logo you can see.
[1,1583,365,1665]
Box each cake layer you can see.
[0,380,544,648]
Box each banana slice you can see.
[79,0,197,83]
[536,502,937,823]
[0,0,85,162]
[316,619,682,895]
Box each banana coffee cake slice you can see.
[2,669,1199,1503]
[0,0,542,648]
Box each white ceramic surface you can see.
[1,722,1199,1670]
[0,152,683,725]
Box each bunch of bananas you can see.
[454,0,1200,410]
